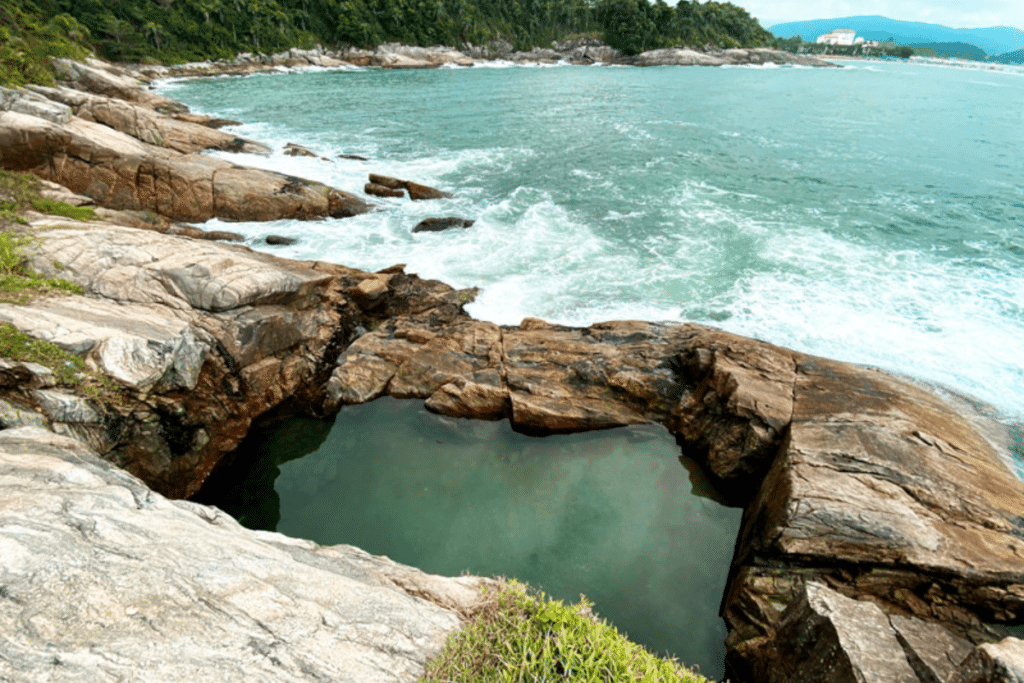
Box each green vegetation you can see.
[28,197,96,221]
[0,231,85,303]
[1,0,775,83]
[0,169,95,223]
[0,0,91,86]
[0,322,86,386]
[0,321,123,404]
[595,0,773,56]
[421,580,710,683]
[0,170,88,303]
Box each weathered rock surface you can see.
[347,43,476,68]
[52,57,186,113]
[1,58,368,222]
[2,55,1017,683]
[366,181,405,198]
[0,426,492,683]
[0,222,357,497]
[0,111,368,221]
[26,84,271,154]
[950,638,1024,683]
[0,86,72,124]
[123,40,837,79]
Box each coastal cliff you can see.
[1,57,1022,682]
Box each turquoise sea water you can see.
[161,60,1024,423]
[174,60,1024,679]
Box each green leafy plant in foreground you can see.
[421,580,710,683]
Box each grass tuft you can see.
[0,321,84,386]
[0,231,85,303]
[29,197,96,221]
[421,580,711,683]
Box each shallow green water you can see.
[200,398,743,680]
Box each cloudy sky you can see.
[731,1,1024,30]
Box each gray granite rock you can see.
[0,427,492,683]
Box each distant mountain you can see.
[994,48,1024,63]
[768,16,1024,57]
[906,42,988,60]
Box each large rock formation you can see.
[0,426,491,682]
[0,59,368,222]
[321,306,1024,682]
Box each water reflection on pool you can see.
[198,398,743,681]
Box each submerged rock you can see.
[366,182,405,198]
[284,141,318,157]
[412,217,475,233]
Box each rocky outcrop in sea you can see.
[0,56,1021,682]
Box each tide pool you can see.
[197,399,743,680]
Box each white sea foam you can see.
[163,64,1024,428]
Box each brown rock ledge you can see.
[0,58,369,222]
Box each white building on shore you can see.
[816,29,865,46]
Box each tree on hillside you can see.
[595,0,656,55]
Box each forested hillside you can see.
[1,0,773,84]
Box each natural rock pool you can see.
[197,398,743,680]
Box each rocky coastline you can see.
[125,39,835,79]
[1,56,1022,682]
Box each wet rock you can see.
[265,234,297,245]
[328,188,372,217]
[202,230,246,242]
[366,174,453,200]
[368,173,407,190]
[0,426,493,683]
[412,217,475,233]
[284,141,318,157]
[338,153,369,161]
[407,181,454,200]
[366,182,406,198]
